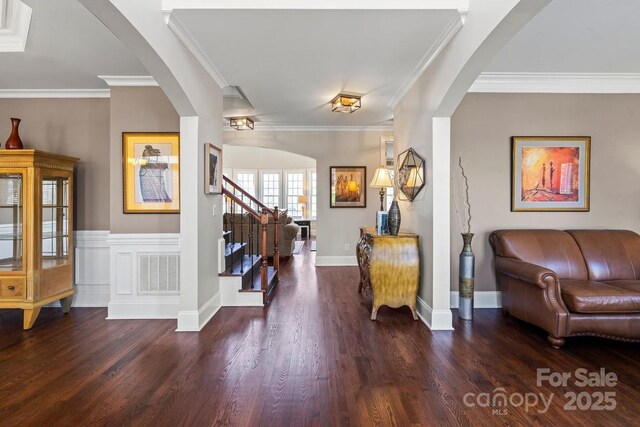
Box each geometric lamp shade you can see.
[396,148,425,202]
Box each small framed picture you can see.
[511,136,591,212]
[205,143,222,194]
[122,132,180,213]
[330,166,366,208]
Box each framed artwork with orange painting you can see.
[511,136,590,212]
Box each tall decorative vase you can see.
[459,233,475,320]
[388,200,401,236]
[5,118,24,149]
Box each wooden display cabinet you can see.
[0,150,78,329]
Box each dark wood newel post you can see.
[260,209,269,292]
[273,206,279,277]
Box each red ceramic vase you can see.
[5,118,24,149]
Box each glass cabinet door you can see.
[0,174,23,271]
[42,176,69,268]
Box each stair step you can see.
[224,243,247,270]
[220,254,261,277]
[223,230,232,244]
[240,266,277,293]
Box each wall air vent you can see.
[0,0,32,52]
[138,253,180,295]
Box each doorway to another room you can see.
[222,146,317,258]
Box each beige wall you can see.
[0,99,110,230]
[451,93,640,292]
[224,131,391,259]
[224,145,316,170]
[109,87,180,233]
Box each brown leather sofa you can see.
[490,229,640,348]
[224,211,300,257]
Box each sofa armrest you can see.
[283,224,300,240]
[495,257,558,289]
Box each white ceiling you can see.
[0,0,146,89]
[3,0,640,126]
[485,0,640,73]
[172,9,459,127]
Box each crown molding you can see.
[469,72,640,94]
[162,0,468,12]
[166,14,229,89]
[0,0,32,52]
[389,13,463,110]
[224,125,394,132]
[98,76,159,87]
[0,89,110,98]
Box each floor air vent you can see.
[138,253,180,295]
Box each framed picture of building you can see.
[330,166,366,208]
[122,132,180,213]
[511,136,590,212]
[205,143,222,194]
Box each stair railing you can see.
[222,181,280,294]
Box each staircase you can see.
[219,177,279,306]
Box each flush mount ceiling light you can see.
[331,94,361,113]
[229,117,254,130]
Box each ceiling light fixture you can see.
[229,117,254,130]
[331,94,361,113]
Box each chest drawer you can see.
[0,278,25,299]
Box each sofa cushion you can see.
[566,230,640,281]
[490,230,588,280]
[601,280,640,293]
[560,279,640,313]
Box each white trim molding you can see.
[416,296,454,331]
[176,292,222,332]
[0,0,32,52]
[0,89,110,98]
[315,256,358,267]
[106,233,181,319]
[389,14,464,109]
[166,14,229,89]
[98,75,159,87]
[162,0,469,12]
[450,291,502,308]
[470,72,640,94]
[224,125,394,132]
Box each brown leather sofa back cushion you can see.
[490,229,588,280]
[566,230,640,281]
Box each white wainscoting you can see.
[73,231,110,306]
[106,233,181,319]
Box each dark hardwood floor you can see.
[1,240,638,426]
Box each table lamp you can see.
[297,194,308,218]
[369,167,393,211]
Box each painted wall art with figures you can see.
[330,166,366,208]
[511,136,590,212]
[123,132,180,213]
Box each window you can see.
[309,169,317,220]
[285,170,305,218]
[260,170,281,209]
[386,186,394,210]
[233,170,257,198]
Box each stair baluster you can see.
[249,214,254,287]
[240,208,245,274]
[261,208,269,292]
[273,206,280,279]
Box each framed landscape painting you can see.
[123,132,180,213]
[205,143,222,194]
[330,166,366,208]
[511,136,590,212]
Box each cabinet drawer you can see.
[0,278,25,299]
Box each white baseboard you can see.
[416,297,454,331]
[315,256,357,266]
[107,297,180,319]
[176,292,221,332]
[450,291,502,308]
